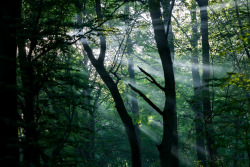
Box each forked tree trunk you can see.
[161,0,175,61]
[148,0,179,166]
[75,1,142,166]
[160,1,179,165]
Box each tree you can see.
[173,0,207,165]
[1,0,249,166]
[195,0,217,165]
[16,0,78,166]
[148,0,178,166]
[190,0,207,165]
[0,1,21,166]
[129,0,179,166]
[125,3,142,157]
[75,0,142,166]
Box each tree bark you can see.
[125,4,142,157]
[76,1,142,166]
[195,0,217,165]
[160,1,179,166]
[0,1,20,166]
[81,52,96,164]
[190,1,207,166]
[17,38,41,167]
[148,0,179,166]
[127,38,142,154]
[23,95,41,167]
[92,63,142,167]
[161,0,175,61]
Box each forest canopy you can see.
[0,0,249,166]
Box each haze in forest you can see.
[0,0,249,167]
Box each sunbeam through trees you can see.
[0,0,249,166]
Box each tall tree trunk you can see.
[89,86,102,162]
[23,94,41,167]
[190,1,207,166]
[160,1,179,165]
[161,0,175,61]
[148,0,179,166]
[234,0,250,58]
[76,6,97,164]
[125,4,142,158]
[0,1,20,166]
[127,38,142,153]
[81,52,96,164]
[17,40,41,167]
[195,0,217,165]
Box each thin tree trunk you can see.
[82,52,96,164]
[17,23,41,166]
[0,1,20,166]
[190,1,207,166]
[195,0,217,165]
[17,40,41,167]
[125,4,142,157]
[89,86,102,161]
[127,38,142,152]
[16,1,45,165]
[234,0,250,58]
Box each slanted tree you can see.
[75,0,142,166]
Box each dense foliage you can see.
[0,0,249,166]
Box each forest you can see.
[0,0,249,166]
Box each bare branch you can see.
[138,66,165,91]
[111,71,121,85]
[128,84,163,116]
